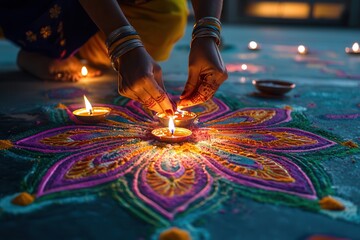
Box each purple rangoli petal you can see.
[45,87,88,100]
[37,141,153,196]
[15,125,147,153]
[196,98,231,122]
[134,150,212,219]
[213,127,336,152]
[203,108,291,129]
[200,145,316,199]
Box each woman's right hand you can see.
[117,47,174,115]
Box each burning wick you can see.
[151,118,192,143]
[72,95,111,123]
[169,117,175,136]
[297,45,308,55]
[151,113,192,143]
[84,95,93,115]
[248,41,259,50]
[352,42,359,52]
[81,66,88,77]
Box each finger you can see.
[153,66,176,111]
[52,71,80,82]
[178,91,206,108]
[138,94,164,114]
[180,67,200,100]
[153,64,166,91]
[118,74,140,102]
[178,74,220,108]
[144,84,174,115]
[118,87,139,102]
[72,72,82,82]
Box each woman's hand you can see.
[117,47,174,115]
[178,37,227,108]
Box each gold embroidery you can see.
[49,4,61,19]
[26,31,37,42]
[40,26,52,39]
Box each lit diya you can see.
[156,109,197,127]
[151,117,192,143]
[297,45,309,55]
[253,79,296,96]
[345,42,360,55]
[72,95,111,123]
[248,41,260,50]
[81,66,88,77]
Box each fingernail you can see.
[165,109,174,116]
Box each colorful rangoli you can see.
[1,96,354,238]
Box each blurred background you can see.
[190,0,360,27]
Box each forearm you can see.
[78,0,129,36]
[190,0,223,20]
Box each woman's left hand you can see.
[178,37,228,108]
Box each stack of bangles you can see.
[106,25,144,71]
[192,17,221,46]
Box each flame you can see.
[176,108,186,117]
[81,66,88,77]
[248,41,258,49]
[83,95,93,114]
[298,45,306,54]
[168,117,175,135]
[241,64,248,71]
[352,42,359,52]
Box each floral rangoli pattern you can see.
[12,97,336,220]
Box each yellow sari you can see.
[78,0,188,66]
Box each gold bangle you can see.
[108,35,141,55]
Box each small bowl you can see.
[252,80,296,95]
[156,111,197,128]
[151,127,192,143]
[72,107,111,123]
[345,47,360,55]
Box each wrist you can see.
[191,37,217,47]
[106,25,144,71]
[191,17,221,47]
